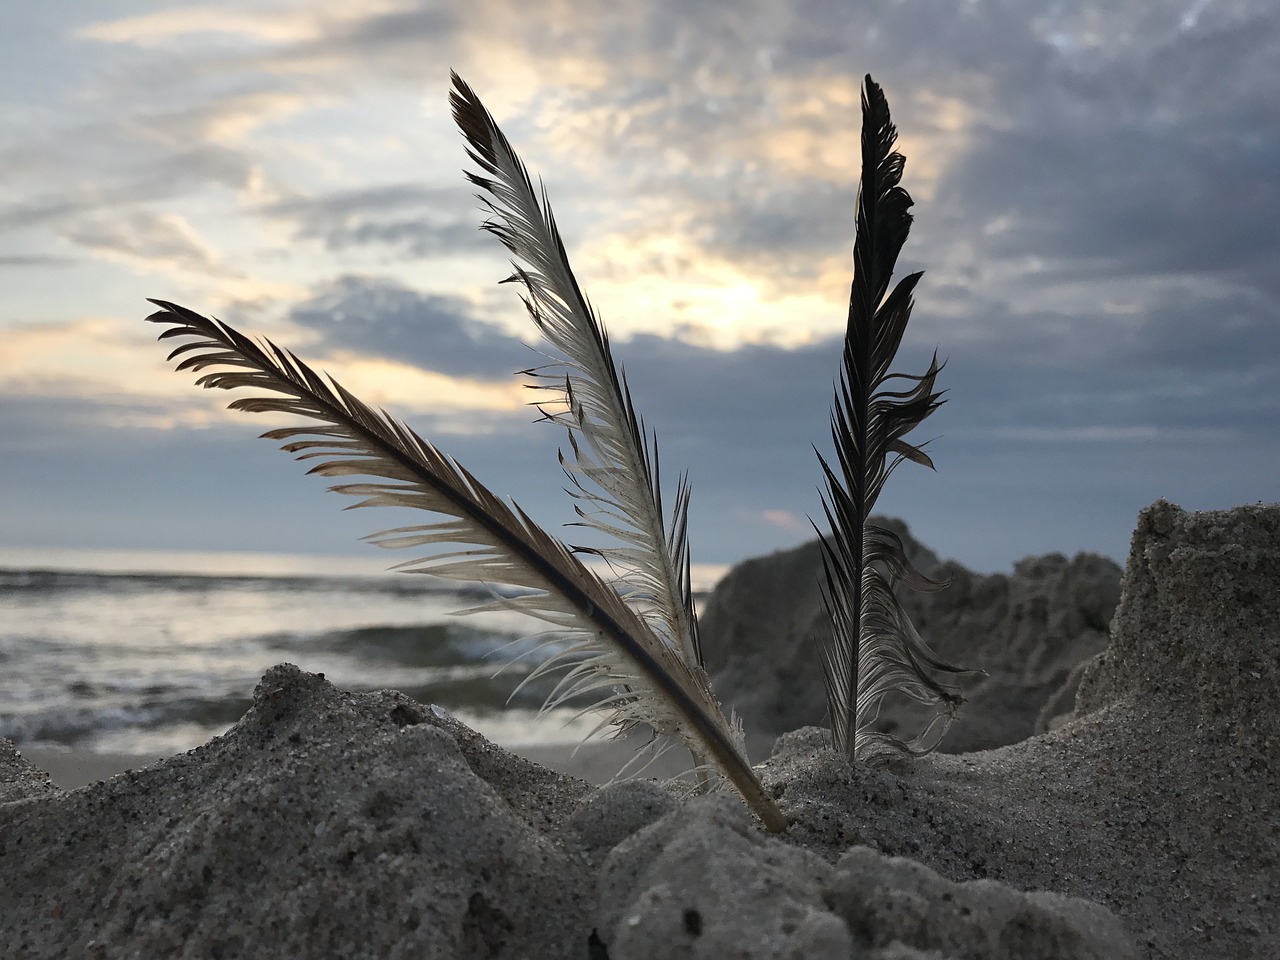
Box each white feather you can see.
[450,74,702,671]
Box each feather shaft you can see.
[145,298,785,831]
[449,74,702,676]
[818,77,976,760]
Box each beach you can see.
[0,555,643,758]
[3,500,1277,958]
[16,736,704,792]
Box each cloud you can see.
[0,391,229,441]
[80,2,464,97]
[0,300,531,442]
[62,211,231,275]
[284,275,530,378]
[760,509,808,533]
[62,0,1280,347]
[260,184,483,257]
[77,5,366,47]
[6,0,1279,571]
[1,317,180,399]
[0,255,76,268]
[270,259,1279,496]
[913,5,1280,299]
[129,91,314,147]
[0,143,262,233]
[311,354,529,432]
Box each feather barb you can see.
[144,298,786,831]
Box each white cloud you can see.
[77,4,376,47]
[62,211,226,274]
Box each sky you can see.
[1,0,1277,577]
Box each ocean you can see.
[0,547,727,757]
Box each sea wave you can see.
[0,553,636,755]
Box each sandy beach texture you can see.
[1,499,1276,959]
[17,737,699,794]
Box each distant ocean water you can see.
[0,547,727,756]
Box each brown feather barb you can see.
[144,298,787,832]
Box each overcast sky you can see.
[2,0,1277,576]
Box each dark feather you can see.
[817,76,977,759]
[449,73,703,680]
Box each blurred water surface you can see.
[0,547,726,755]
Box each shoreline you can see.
[17,724,782,791]
[16,737,707,792]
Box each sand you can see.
[700,521,1125,752]
[16,738,697,794]
[1,499,1276,959]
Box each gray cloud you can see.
[286,275,529,378]
[0,140,259,235]
[510,0,1280,326]
[911,5,1280,293]
[260,184,484,258]
[0,254,76,268]
[62,211,223,272]
[263,268,1279,566]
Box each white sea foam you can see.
[0,546,673,754]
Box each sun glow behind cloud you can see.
[66,0,997,355]
[2,318,175,400]
[75,4,390,48]
[1,312,527,435]
[323,353,528,424]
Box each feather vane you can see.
[145,297,786,831]
[818,76,975,759]
[449,73,701,676]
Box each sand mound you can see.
[699,517,1123,751]
[2,500,1275,958]
[2,668,598,957]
